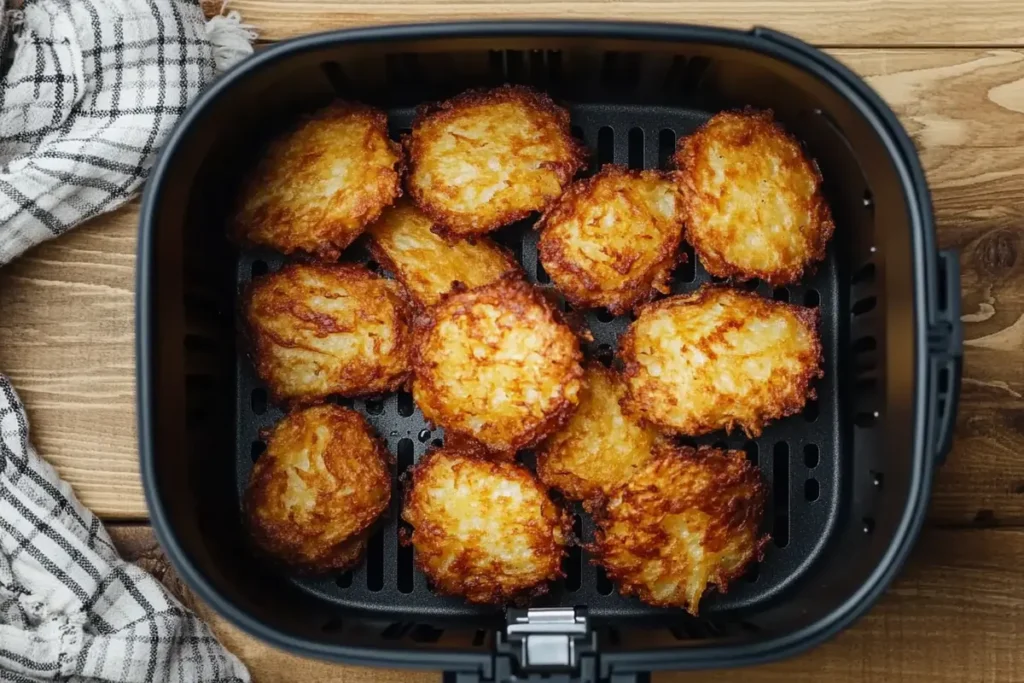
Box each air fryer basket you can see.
[137,21,963,678]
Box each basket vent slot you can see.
[397,438,415,594]
[601,51,642,90]
[397,390,415,417]
[804,479,820,502]
[664,55,712,93]
[657,128,675,169]
[250,440,265,462]
[597,126,614,166]
[628,128,644,169]
[803,398,819,422]
[744,440,759,465]
[803,444,819,468]
[563,515,583,592]
[772,442,790,548]
[336,572,352,589]
[596,566,614,595]
[773,287,789,302]
[853,261,876,285]
[366,528,385,592]
[852,295,877,316]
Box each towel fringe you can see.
[205,6,256,72]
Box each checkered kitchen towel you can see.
[0,0,255,265]
[1,1,254,680]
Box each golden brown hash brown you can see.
[367,199,524,308]
[590,444,768,614]
[401,446,571,604]
[619,286,822,437]
[537,165,687,315]
[405,85,586,238]
[234,102,403,260]
[245,405,392,573]
[246,263,413,405]
[411,277,584,454]
[536,363,662,505]
[674,109,834,285]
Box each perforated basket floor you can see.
[233,103,841,624]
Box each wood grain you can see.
[0,205,141,517]
[2,49,1023,524]
[227,0,1024,47]
[107,523,1024,683]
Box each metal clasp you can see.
[505,607,590,670]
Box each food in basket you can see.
[233,102,403,260]
[245,263,413,404]
[619,285,822,436]
[536,165,687,314]
[244,405,392,573]
[589,444,768,614]
[674,109,834,285]
[404,85,586,238]
[401,445,571,604]
[411,276,584,454]
[367,199,523,308]
[536,362,661,505]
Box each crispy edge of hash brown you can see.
[244,405,392,574]
[589,444,769,614]
[233,101,404,261]
[410,276,585,454]
[674,108,835,285]
[618,285,824,437]
[404,85,587,239]
[536,164,687,315]
[400,445,572,604]
[366,199,524,309]
[244,262,414,406]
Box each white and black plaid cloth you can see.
[0,0,253,265]
[0,1,254,680]
[0,377,250,682]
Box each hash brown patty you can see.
[234,102,403,260]
[674,109,834,285]
[244,405,392,573]
[590,444,768,614]
[536,363,661,505]
[401,446,571,604]
[405,85,586,238]
[246,263,413,405]
[411,277,584,454]
[619,286,822,436]
[537,165,687,314]
[367,199,523,308]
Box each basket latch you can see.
[494,607,598,681]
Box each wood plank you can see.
[2,48,1024,521]
[107,524,1024,683]
[0,206,141,518]
[226,0,1024,47]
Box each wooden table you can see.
[2,1,1023,680]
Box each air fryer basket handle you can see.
[929,250,963,464]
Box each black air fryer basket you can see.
[137,21,963,679]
